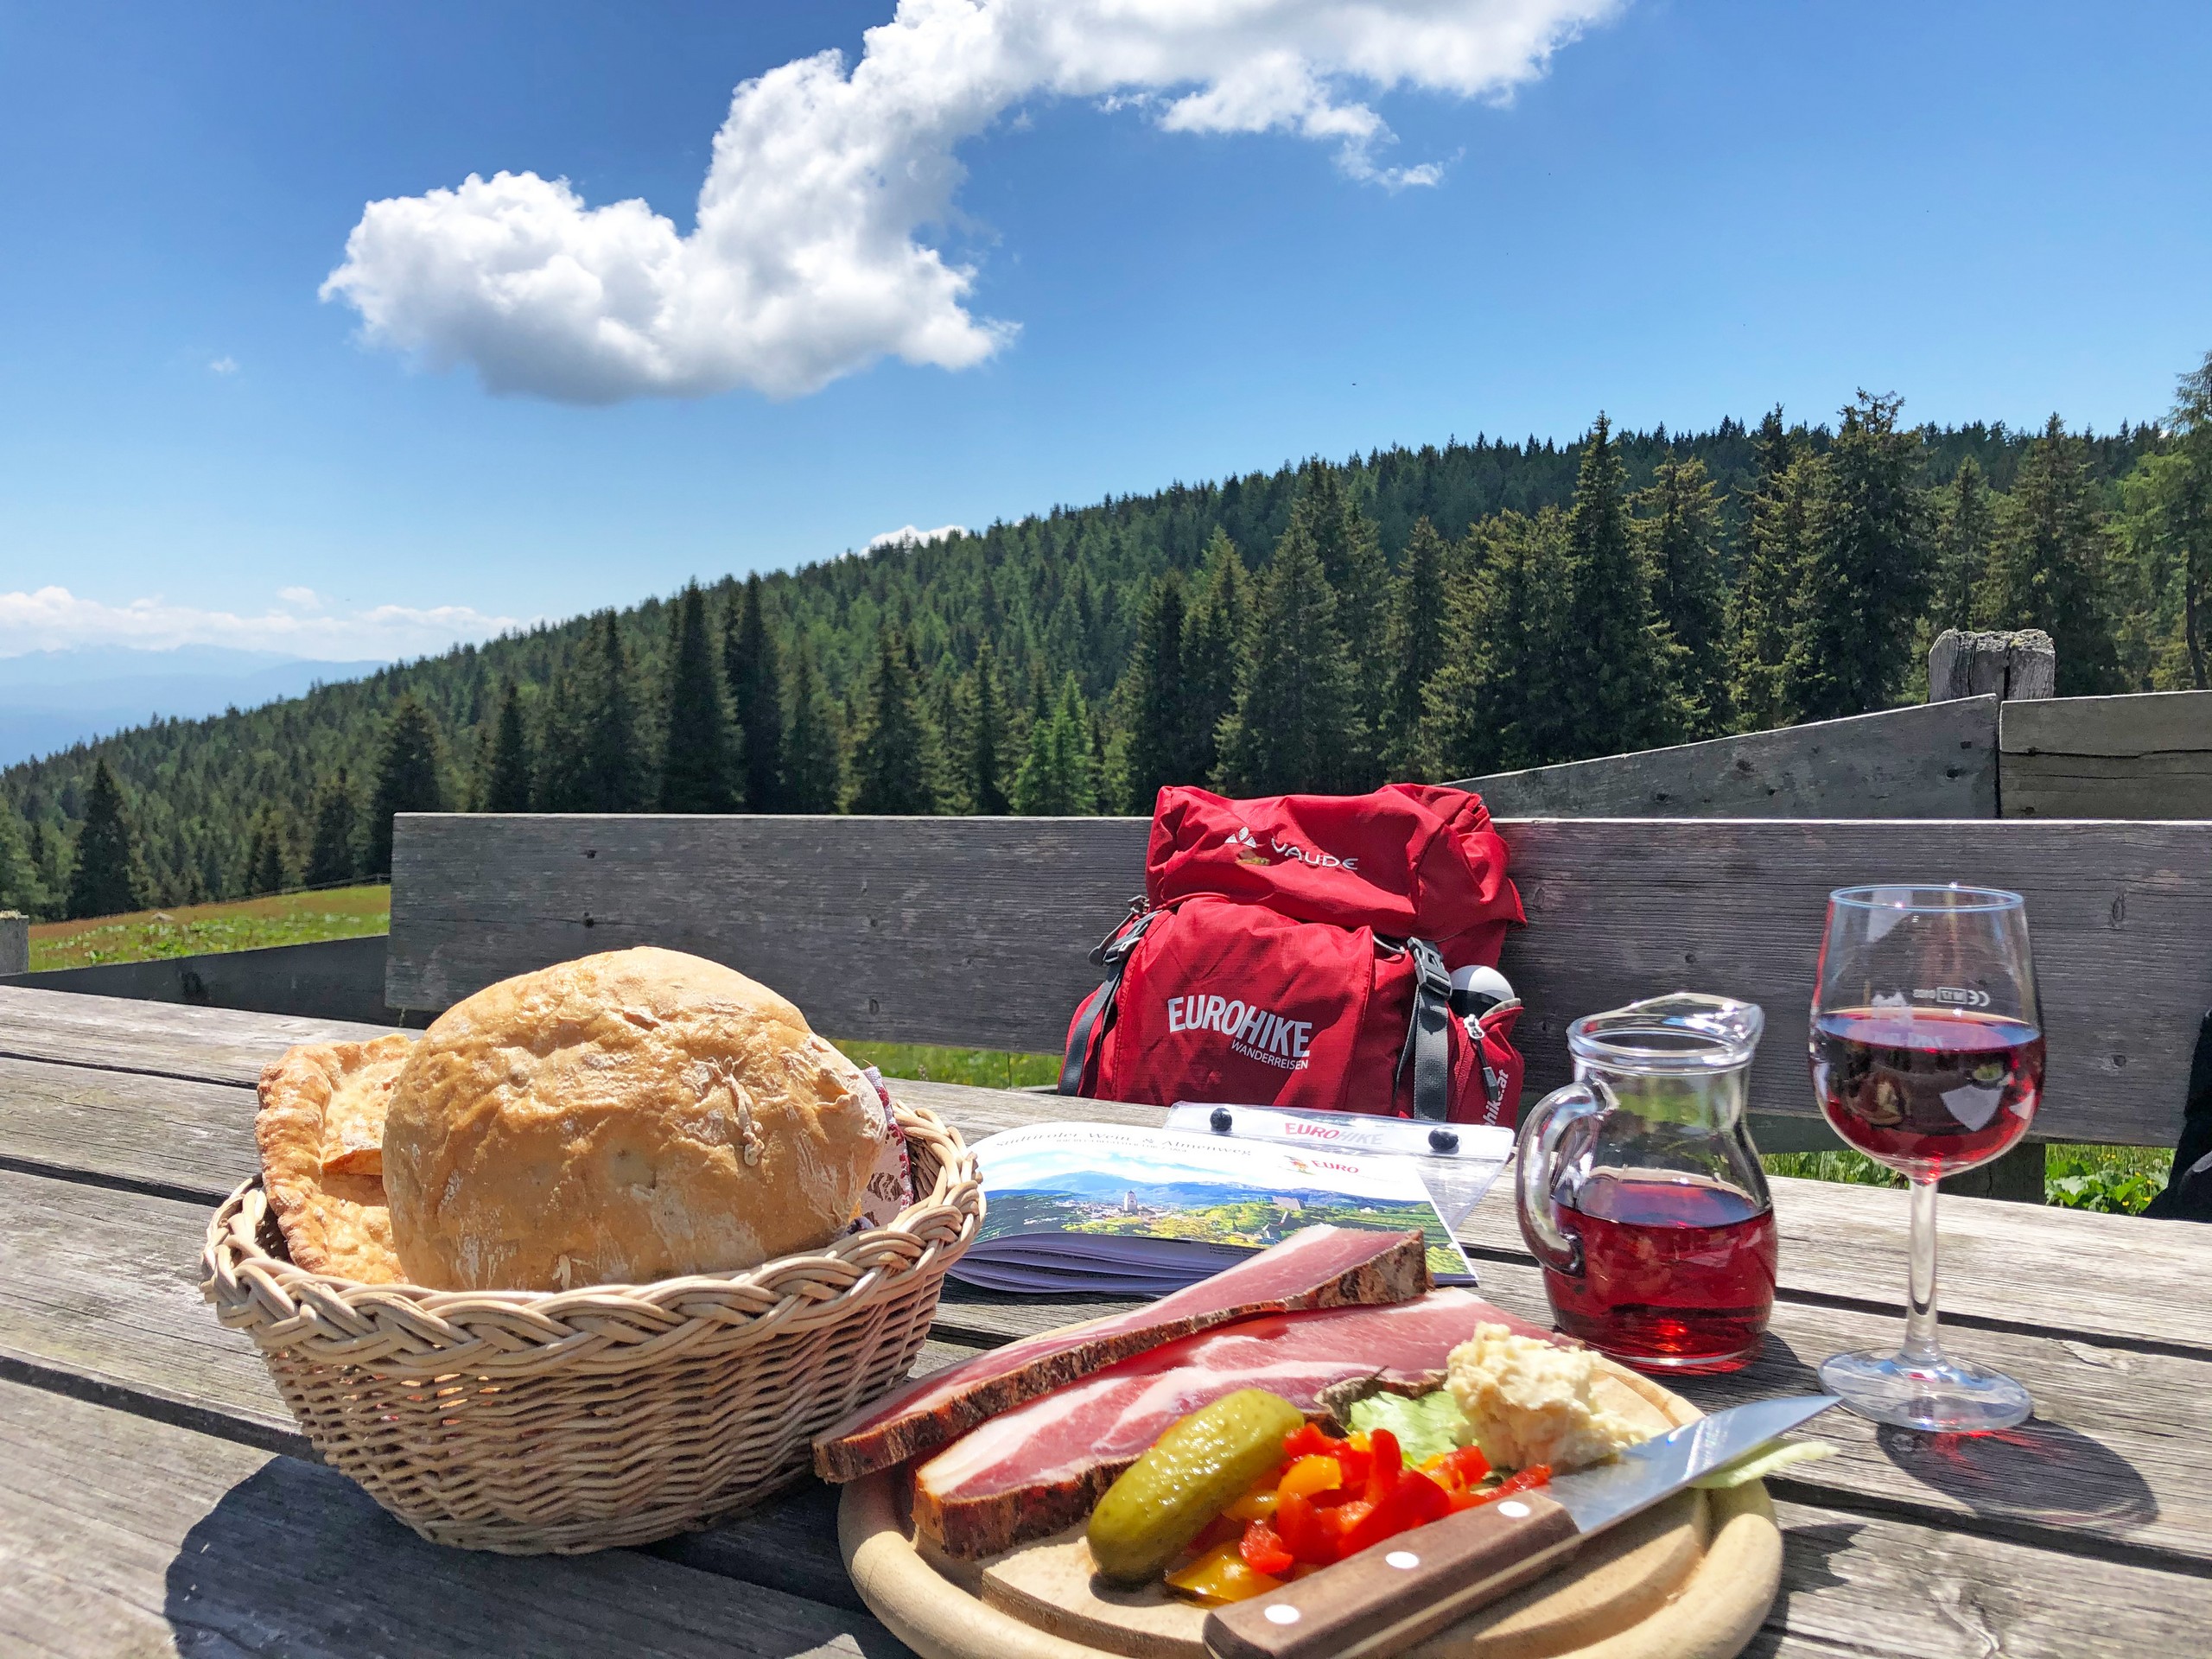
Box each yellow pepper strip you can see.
[1277,1455,1344,1501]
[1224,1473,1280,1522]
[1166,1540,1283,1605]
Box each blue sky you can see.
[2,0,2208,664]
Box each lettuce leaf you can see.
[1692,1439,1838,1489]
[1344,1389,1473,1468]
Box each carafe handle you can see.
[1515,1080,1609,1277]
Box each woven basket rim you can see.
[202,1100,981,1377]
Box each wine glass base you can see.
[1818,1347,2032,1433]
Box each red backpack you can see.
[1059,784,1529,1125]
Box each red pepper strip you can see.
[1281,1423,1334,1462]
[1363,1428,1403,1507]
[1273,1491,1351,1567]
[1239,1520,1295,1578]
[1338,1469,1452,1557]
[1465,1465,1554,1508]
[1435,1445,1492,1490]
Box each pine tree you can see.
[1380,518,1453,779]
[1985,415,2121,695]
[781,639,845,813]
[306,769,359,887]
[1636,452,1731,736]
[962,638,1013,815]
[1122,570,1199,810]
[1934,459,1998,633]
[849,625,939,814]
[1417,510,1568,777]
[0,796,47,916]
[480,683,533,812]
[1783,392,1933,721]
[658,582,736,812]
[578,611,650,812]
[365,695,447,878]
[726,575,785,811]
[1014,674,1098,814]
[1558,415,1681,757]
[1181,531,1248,789]
[66,758,145,919]
[1214,515,1363,795]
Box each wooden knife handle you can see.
[1203,1494,1581,1659]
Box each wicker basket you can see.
[202,1102,980,1554]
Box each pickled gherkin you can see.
[1086,1389,1305,1585]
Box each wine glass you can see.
[1809,885,2044,1432]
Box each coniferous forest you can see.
[3,353,2209,921]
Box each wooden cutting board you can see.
[838,1360,1782,1659]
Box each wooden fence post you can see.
[0,912,26,977]
[1925,628,2054,1203]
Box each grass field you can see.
[22,899,2173,1211]
[29,886,392,970]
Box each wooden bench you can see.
[387,812,2212,1182]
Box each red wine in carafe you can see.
[1811,1008,2044,1177]
[1541,1172,1777,1374]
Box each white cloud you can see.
[207,355,239,375]
[322,0,1616,404]
[868,523,969,550]
[0,586,525,662]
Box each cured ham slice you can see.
[813,1224,1429,1483]
[912,1289,1543,1558]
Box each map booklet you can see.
[950,1120,1477,1296]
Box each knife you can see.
[1203,1395,1837,1659]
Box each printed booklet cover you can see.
[951,1120,1477,1295]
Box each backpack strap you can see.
[1058,904,1156,1097]
[1396,937,1453,1122]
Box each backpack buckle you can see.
[1090,896,1154,967]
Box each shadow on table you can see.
[1740,1516,1862,1658]
[1873,1420,2158,1530]
[165,1457,909,1658]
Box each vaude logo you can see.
[1167,993,1313,1071]
[1220,824,1358,873]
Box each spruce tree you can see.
[1729,443,1821,733]
[480,683,533,812]
[2116,355,2212,689]
[306,769,359,886]
[1122,570,1198,810]
[1294,467,1389,784]
[532,665,589,811]
[1783,392,1933,721]
[1014,675,1097,814]
[963,638,1013,815]
[781,639,845,813]
[1380,518,1453,779]
[1418,510,1568,778]
[725,575,785,811]
[1935,459,1998,633]
[1985,415,2122,694]
[658,582,736,812]
[1214,515,1363,795]
[0,796,46,916]
[245,808,290,895]
[1559,415,1681,757]
[849,625,939,814]
[1181,531,1248,789]
[67,758,145,919]
[579,611,650,812]
[1636,452,1730,736]
[366,695,447,877]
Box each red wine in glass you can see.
[1812,1007,2044,1179]
[1540,1170,1778,1374]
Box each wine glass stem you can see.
[1903,1175,1942,1364]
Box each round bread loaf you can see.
[382,946,886,1292]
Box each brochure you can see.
[950,1120,1477,1296]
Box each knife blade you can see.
[1202,1395,1837,1659]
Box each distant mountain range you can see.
[0,647,384,768]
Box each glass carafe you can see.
[1515,993,1777,1374]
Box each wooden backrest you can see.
[387,814,2212,1147]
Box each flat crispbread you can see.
[255,1034,416,1282]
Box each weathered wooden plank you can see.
[1452,699,1999,820]
[386,816,2212,1147]
[0,984,393,1089]
[2001,689,2212,819]
[1,934,406,1027]
[0,1053,256,1202]
[0,912,25,976]
[1929,626,2058,702]
[0,1380,907,1659]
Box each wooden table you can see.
[2,985,2206,1658]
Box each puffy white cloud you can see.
[207,355,239,375]
[322,0,1616,404]
[0,586,525,661]
[868,523,969,550]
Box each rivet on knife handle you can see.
[1203,1494,1582,1659]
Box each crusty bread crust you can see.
[381,947,883,1293]
[255,1034,415,1282]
